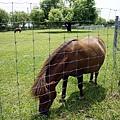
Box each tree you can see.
[40,0,60,20]
[0,8,9,29]
[62,7,74,31]
[73,0,98,25]
[96,17,107,26]
[48,6,74,31]
[48,8,63,27]
[107,19,115,26]
[30,6,45,26]
[30,0,98,31]
[11,11,28,27]
[63,0,98,31]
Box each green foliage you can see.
[11,11,28,27]
[0,8,9,27]
[30,6,45,25]
[48,6,74,26]
[73,0,98,25]
[40,0,60,19]
[96,17,107,25]
[30,0,100,29]
[48,9,63,23]
[62,7,74,22]
[107,19,115,26]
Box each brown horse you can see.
[31,36,106,115]
[14,28,21,33]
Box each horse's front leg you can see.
[94,71,99,87]
[89,72,99,87]
[77,75,84,100]
[89,73,93,83]
[59,76,68,102]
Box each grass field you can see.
[0,28,120,120]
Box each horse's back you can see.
[63,36,106,75]
[79,36,106,53]
[63,36,105,53]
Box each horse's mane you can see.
[31,39,78,97]
[44,39,78,66]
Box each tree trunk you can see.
[65,22,71,31]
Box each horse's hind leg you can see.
[59,76,68,102]
[77,75,84,100]
[94,71,99,87]
[89,73,94,83]
[89,72,99,87]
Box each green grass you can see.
[0,28,120,120]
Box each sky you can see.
[0,0,120,20]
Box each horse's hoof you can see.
[79,96,84,100]
[94,84,98,88]
[59,98,66,102]
[40,110,49,116]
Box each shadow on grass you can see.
[31,82,106,119]
[37,30,93,34]
[52,81,106,118]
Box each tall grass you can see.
[0,28,120,120]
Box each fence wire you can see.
[0,2,120,120]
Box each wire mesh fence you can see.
[0,1,120,120]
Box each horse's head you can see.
[31,68,57,115]
[38,81,56,115]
